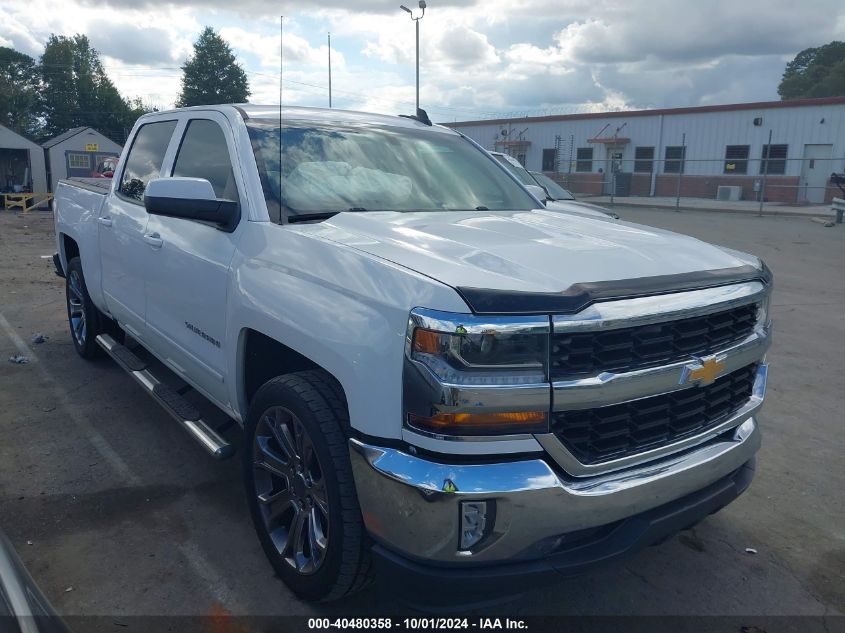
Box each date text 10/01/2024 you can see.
[307,618,529,630]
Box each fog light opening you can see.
[459,500,490,551]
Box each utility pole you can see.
[328,32,332,108]
[675,132,686,212]
[284,15,285,182]
[415,16,419,110]
[759,129,772,216]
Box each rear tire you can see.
[65,257,104,359]
[243,370,372,601]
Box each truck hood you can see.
[545,200,619,220]
[545,199,617,219]
[301,209,757,295]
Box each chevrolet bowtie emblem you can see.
[680,356,726,387]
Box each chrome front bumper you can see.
[350,414,760,564]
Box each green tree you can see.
[0,46,41,137]
[40,34,153,144]
[177,27,250,107]
[778,41,845,100]
[40,35,83,135]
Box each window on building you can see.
[67,153,90,169]
[119,120,177,201]
[172,119,239,202]
[760,144,788,175]
[723,145,750,174]
[664,146,686,174]
[576,147,593,172]
[634,147,655,173]
[542,148,557,172]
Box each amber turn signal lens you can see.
[408,411,548,436]
[413,328,443,354]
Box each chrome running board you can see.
[96,334,234,459]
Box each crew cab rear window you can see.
[119,120,177,201]
[172,119,239,203]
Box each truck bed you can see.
[63,177,113,193]
[54,178,112,293]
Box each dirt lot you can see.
[0,208,843,622]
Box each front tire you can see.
[243,370,372,601]
[65,257,103,359]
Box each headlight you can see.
[403,309,550,436]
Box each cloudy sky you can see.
[1,0,844,122]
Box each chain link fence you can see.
[544,155,845,213]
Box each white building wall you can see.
[449,102,845,178]
[0,125,48,194]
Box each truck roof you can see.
[143,103,455,133]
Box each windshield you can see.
[492,154,536,187]
[529,171,575,200]
[246,121,536,221]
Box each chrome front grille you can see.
[541,281,771,474]
[551,363,758,464]
[550,302,758,380]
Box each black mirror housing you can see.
[144,195,239,232]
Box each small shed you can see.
[0,124,48,196]
[42,127,122,192]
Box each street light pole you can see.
[400,1,426,112]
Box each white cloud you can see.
[220,26,346,70]
[438,26,499,68]
[0,0,843,117]
[88,21,179,65]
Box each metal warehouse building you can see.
[447,96,845,204]
[0,124,48,197]
[42,127,122,193]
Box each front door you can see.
[99,119,177,339]
[143,115,242,405]
[800,144,833,203]
[604,146,624,194]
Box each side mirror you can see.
[144,177,239,231]
[524,184,549,205]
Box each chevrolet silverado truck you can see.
[53,104,772,604]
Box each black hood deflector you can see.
[456,262,772,316]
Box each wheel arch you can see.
[237,328,350,423]
[60,232,80,269]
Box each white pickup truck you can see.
[53,104,772,605]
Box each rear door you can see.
[142,113,244,405]
[99,119,177,339]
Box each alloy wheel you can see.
[252,406,329,574]
[67,270,87,347]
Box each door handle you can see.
[143,232,163,249]
[97,216,112,227]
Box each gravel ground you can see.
[0,208,842,623]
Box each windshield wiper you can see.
[287,208,370,224]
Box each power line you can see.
[4,53,505,118]
[3,55,532,121]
